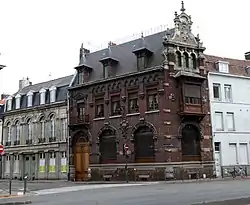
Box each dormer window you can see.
[15,94,21,109]
[76,45,92,83]
[39,88,46,105]
[216,61,229,73]
[49,86,56,103]
[6,96,12,111]
[27,91,33,107]
[132,35,152,71]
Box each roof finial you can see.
[141,32,144,38]
[181,1,185,13]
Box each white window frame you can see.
[7,123,11,142]
[27,91,34,107]
[224,84,232,102]
[226,112,235,131]
[15,121,20,141]
[39,88,46,105]
[49,86,57,103]
[213,83,221,101]
[27,119,32,140]
[6,96,12,111]
[217,61,229,73]
[215,111,224,131]
[15,94,21,109]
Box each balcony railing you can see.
[70,114,90,125]
[38,138,46,143]
[49,137,57,142]
[26,139,32,145]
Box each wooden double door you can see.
[75,142,90,181]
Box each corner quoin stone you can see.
[0,200,32,205]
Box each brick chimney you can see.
[245,52,250,60]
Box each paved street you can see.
[1,179,250,205]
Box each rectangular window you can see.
[7,100,12,111]
[137,56,146,70]
[215,112,223,131]
[61,151,67,173]
[27,95,33,107]
[229,143,237,165]
[49,152,56,173]
[214,142,220,152]
[14,155,19,173]
[218,62,229,73]
[239,143,248,165]
[77,103,85,121]
[224,84,232,102]
[95,98,104,118]
[184,84,201,104]
[213,83,221,100]
[103,65,109,78]
[50,89,56,103]
[226,112,235,131]
[62,118,67,141]
[40,92,45,105]
[39,153,45,173]
[111,95,121,116]
[78,70,84,84]
[128,92,139,113]
[147,89,159,111]
[15,97,20,109]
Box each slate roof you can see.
[7,75,73,111]
[71,31,167,86]
[205,55,250,77]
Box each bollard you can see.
[23,175,28,195]
[9,179,12,195]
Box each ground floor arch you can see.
[134,125,155,163]
[181,124,201,161]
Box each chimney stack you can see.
[245,52,250,60]
[19,77,32,90]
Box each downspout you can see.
[67,71,77,181]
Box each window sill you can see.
[145,110,160,114]
[126,113,140,117]
[93,117,105,121]
[109,115,122,119]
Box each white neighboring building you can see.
[207,54,250,177]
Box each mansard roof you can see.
[71,31,166,87]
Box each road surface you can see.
[2,180,250,204]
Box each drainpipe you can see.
[67,71,77,181]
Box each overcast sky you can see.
[0,0,249,95]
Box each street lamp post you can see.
[119,105,132,183]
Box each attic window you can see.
[39,89,46,105]
[137,53,147,71]
[216,61,229,73]
[6,98,12,111]
[15,94,21,109]
[27,91,33,107]
[49,86,56,103]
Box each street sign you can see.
[0,144,4,155]
[124,144,129,151]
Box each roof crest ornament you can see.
[181,1,185,13]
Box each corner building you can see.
[68,2,213,181]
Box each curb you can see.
[0,201,31,205]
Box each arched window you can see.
[39,116,45,141]
[184,52,189,68]
[15,121,20,144]
[176,51,182,67]
[99,129,117,163]
[27,118,32,141]
[181,124,201,161]
[48,114,55,141]
[134,126,155,163]
[6,122,11,144]
[190,53,197,69]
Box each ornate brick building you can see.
[68,2,213,181]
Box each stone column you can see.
[19,154,24,179]
[45,151,49,179]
